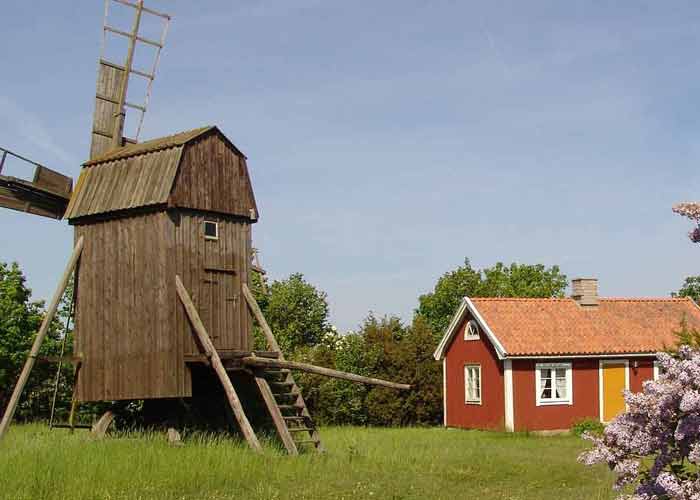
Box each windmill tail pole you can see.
[0,236,85,442]
[241,356,411,390]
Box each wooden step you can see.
[294,439,320,445]
[287,427,314,433]
[273,391,298,399]
[277,404,303,411]
[283,416,307,421]
[269,380,294,387]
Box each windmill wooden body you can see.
[0,0,409,453]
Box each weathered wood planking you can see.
[64,147,182,219]
[73,213,189,401]
[176,212,253,356]
[90,61,125,160]
[169,132,258,219]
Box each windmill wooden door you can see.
[600,360,629,422]
[202,267,239,350]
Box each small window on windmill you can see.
[204,221,218,240]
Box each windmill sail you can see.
[0,147,72,219]
[89,0,170,160]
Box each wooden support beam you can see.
[242,283,281,353]
[241,356,412,390]
[91,411,115,439]
[0,236,85,441]
[175,275,262,453]
[254,375,298,455]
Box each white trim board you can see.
[598,359,630,423]
[503,359,514,432]
[442,358,447,427]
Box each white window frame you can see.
[653,360,660,381]
[535,362,573,406]
[464,364,482,405]
[464,320,480,341]
[204,220,219,240]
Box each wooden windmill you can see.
[0,1,408,454]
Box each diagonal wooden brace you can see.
[0,236,85,441]
[175,275,262,453]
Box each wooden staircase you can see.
[255,367,323,454]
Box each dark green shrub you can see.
[571,418,604,437]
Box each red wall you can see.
[630,359,654,393]
[512,357,656,431]
[512,358,598,431]
[445,314,505,430]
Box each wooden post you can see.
[0,236,84,442]
[241,356,412,390]
[242,283,281,353]
[68,361,82,432]
[254,375,298,455]
[91,410,115,439]
[175,275,262,453]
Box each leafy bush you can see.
[571,418,604,437]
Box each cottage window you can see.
[204,221,218,240]
[535,362,572,406]
[464,364,482,404]
[464,320,479,341]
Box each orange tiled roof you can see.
[469,297,700,356]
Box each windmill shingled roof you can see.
[83,126,214,166]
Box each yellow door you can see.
[602,362,627,422]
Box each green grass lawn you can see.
[0,424,616,500]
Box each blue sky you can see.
[1,1,699,331]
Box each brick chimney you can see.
[571,278,599,307]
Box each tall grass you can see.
[0,424,616,499]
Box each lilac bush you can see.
[673,203,700,243]
[579,347,700,499]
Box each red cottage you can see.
[433,278,700,432]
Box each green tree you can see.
[480,262,568,298]
[296,314,442,427]
[672,275,700,304]
[0,262,71,421]
[665,316,700,352]
[416,259,567,339]
[256,273,331,354]
[416,259,483,339]
[365,315,442,426]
